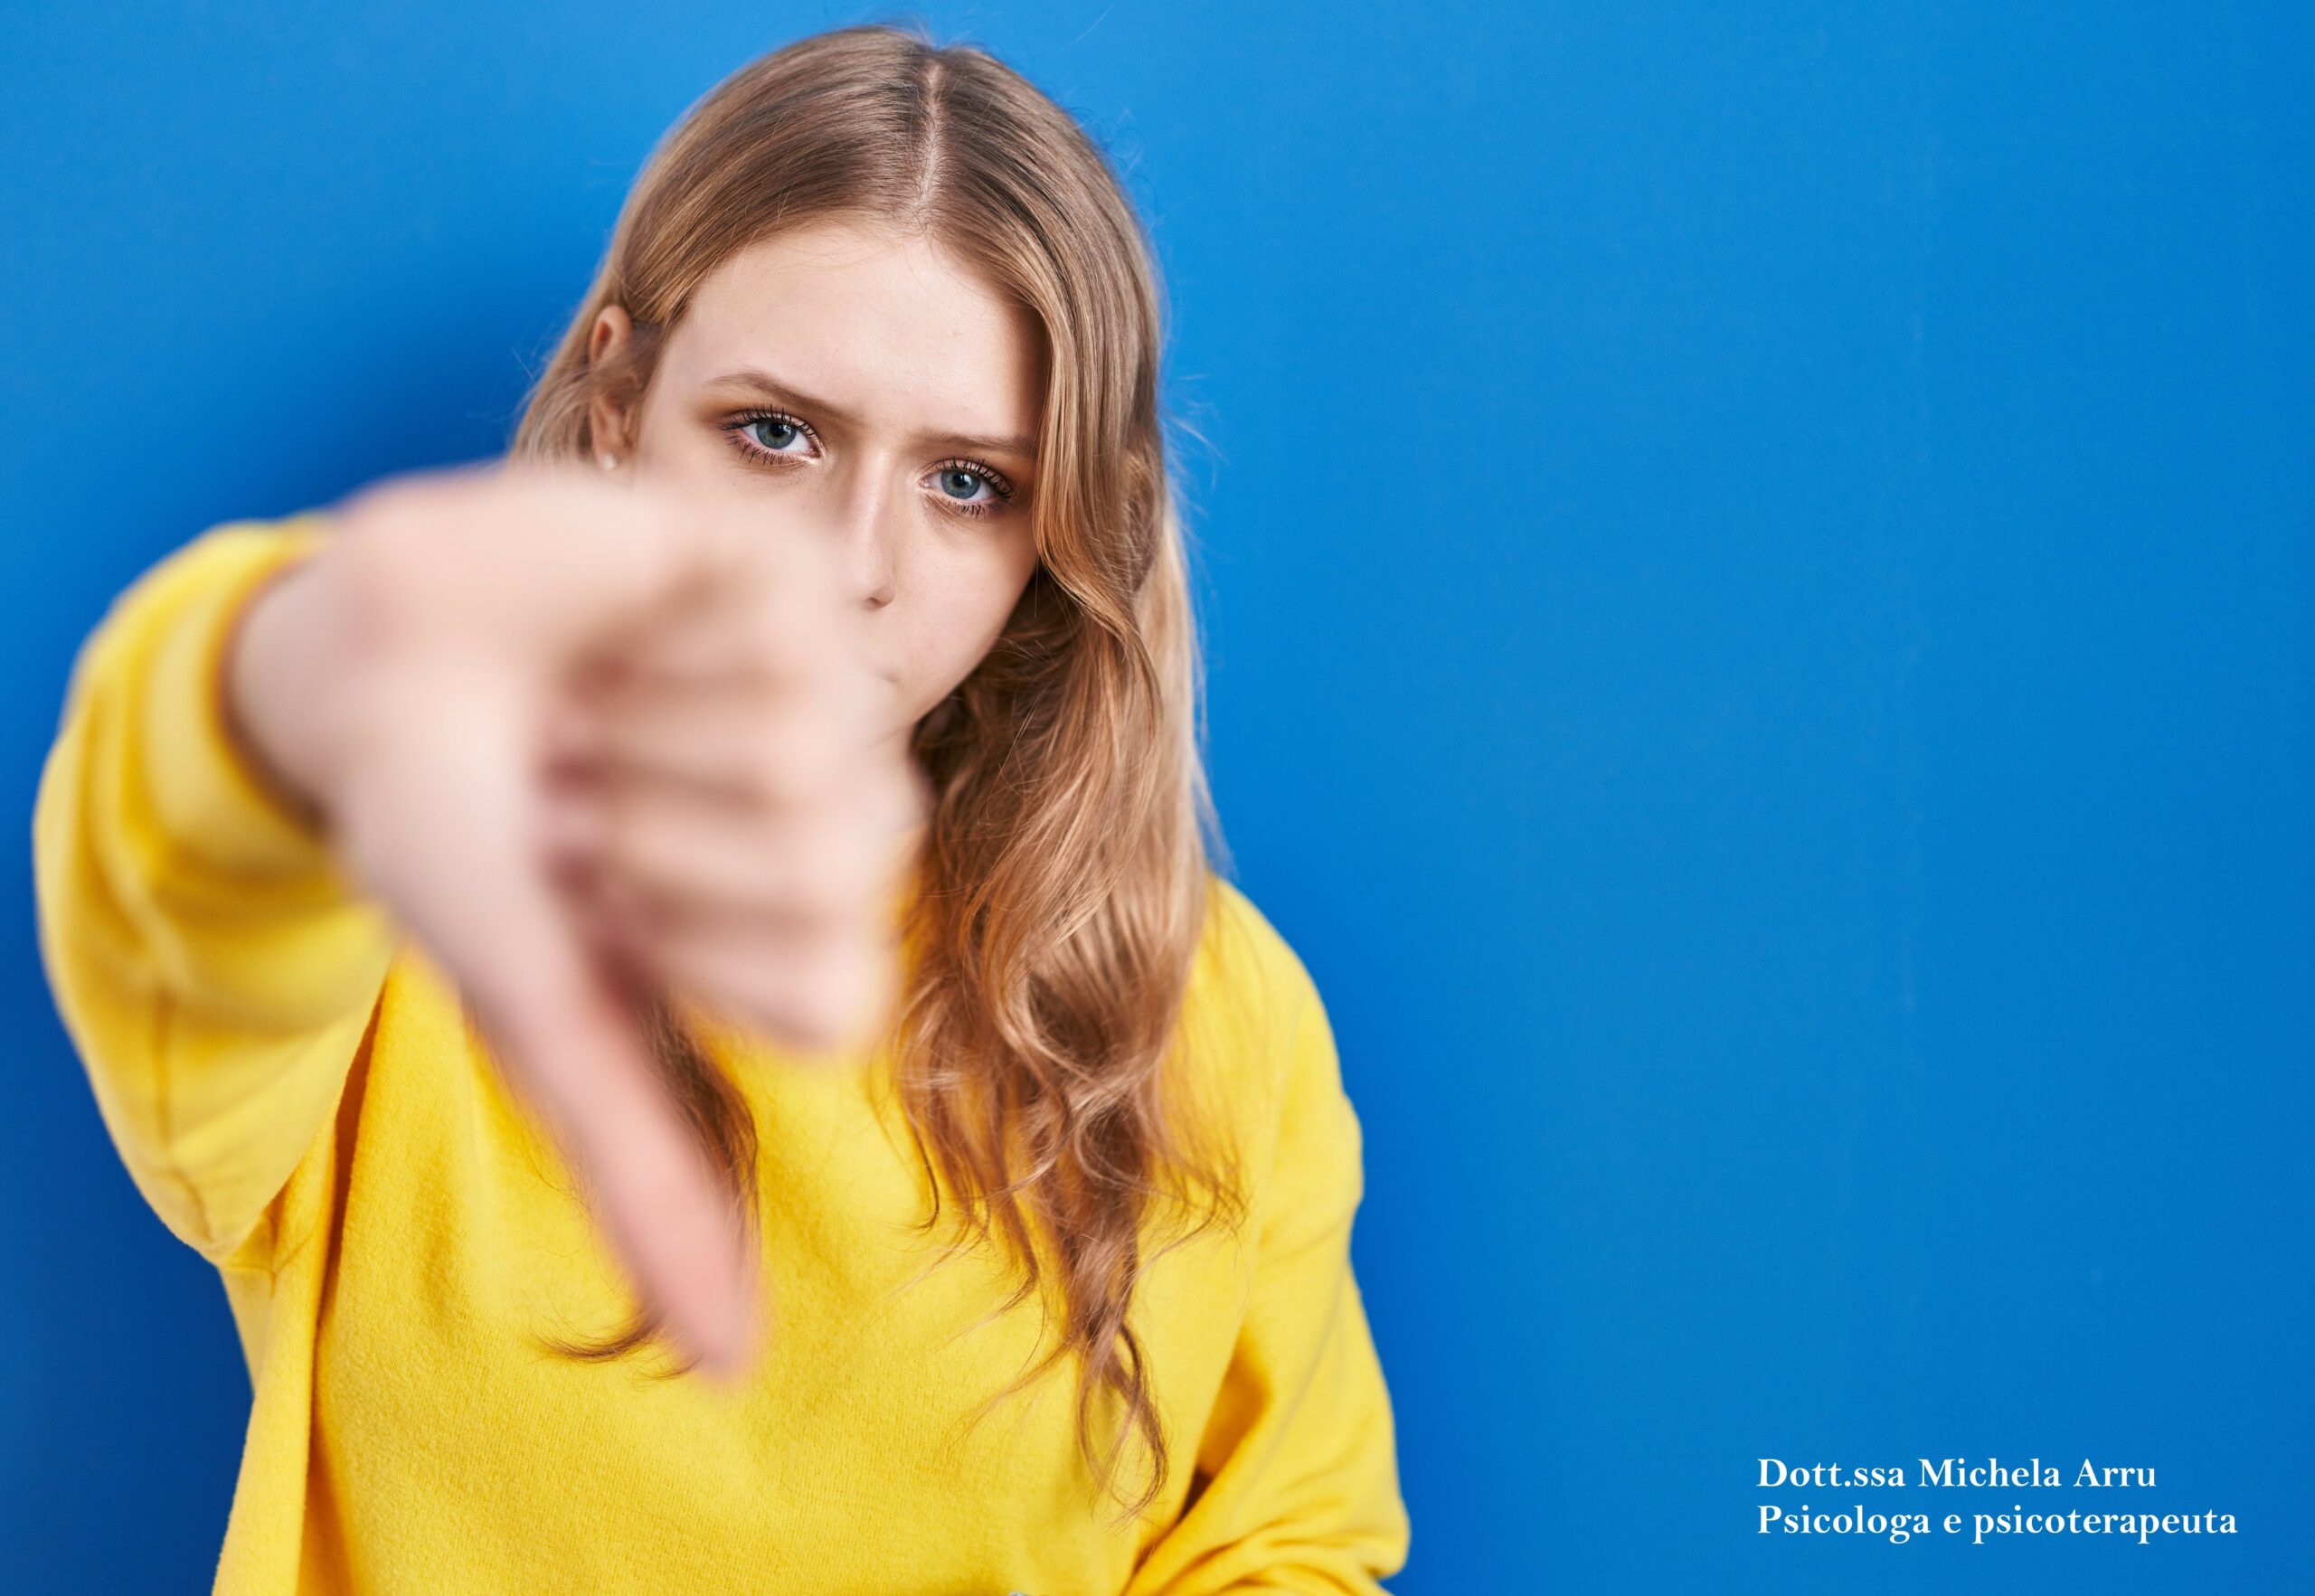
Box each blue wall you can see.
[3,4,2307,1590]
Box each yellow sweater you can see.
[32,516,1411,1595]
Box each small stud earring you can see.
[599,453,618,472]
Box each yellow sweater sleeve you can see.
[1132,930,1414,1592]
[32,516,400,1270]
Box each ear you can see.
[586,303,637,458]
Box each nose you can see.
[831,468,898,610]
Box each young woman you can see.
[33,24,1408,1594]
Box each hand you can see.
[535,528,928,1056]
[225,460,906,1380]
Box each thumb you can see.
[477,884,763,1382]
[337,664,761,1378]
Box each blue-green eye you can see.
[735,412,811,455]
[930,458,1017,518]
[719,409,1018,519]
[938,467,991,501]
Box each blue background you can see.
[3,3,2307,1590]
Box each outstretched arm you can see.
[33,517,400,1268]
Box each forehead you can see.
[659,218,1045,435]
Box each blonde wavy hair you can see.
[508,22,1246,1524]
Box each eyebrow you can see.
[699,366,1040,462]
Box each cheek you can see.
[897,536,1040,701]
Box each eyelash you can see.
[717,408,1019,519]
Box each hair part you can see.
[511,21,1243,1525]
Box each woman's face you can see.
[590,217,1047,743]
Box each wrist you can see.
[222,551,348,836]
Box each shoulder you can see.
[1196,873,1305,987]
[1180,873,1369,1249]
[1180,872,1342,1126]
[1192,872,1323,1027]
